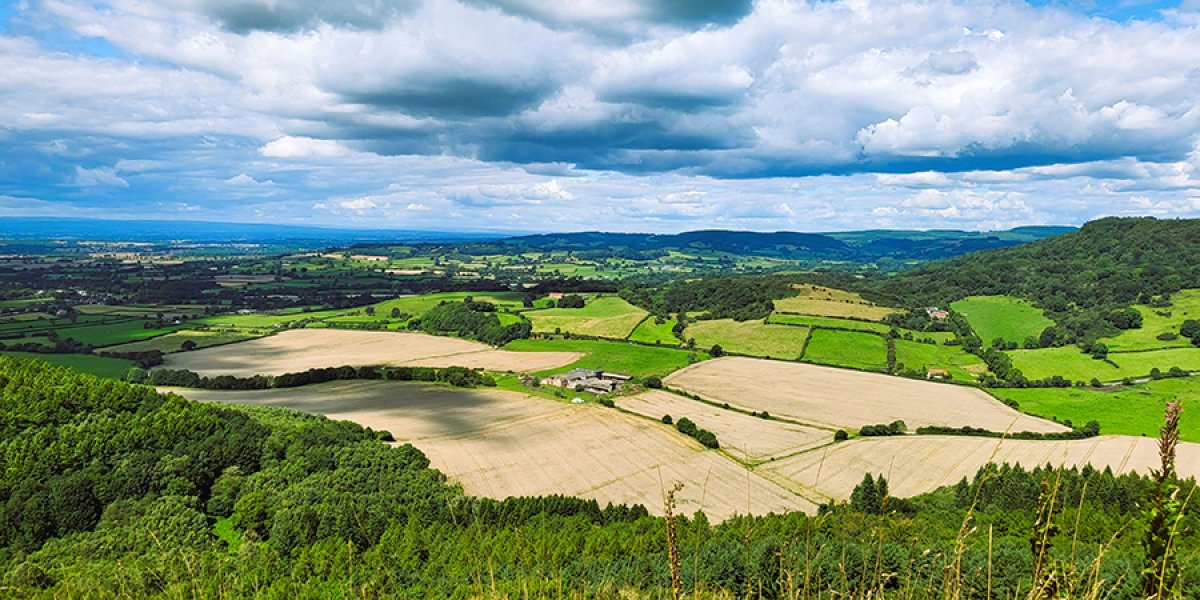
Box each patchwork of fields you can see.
[172,381,817,519]
[524,296,648,339]
[951,295,1054,347]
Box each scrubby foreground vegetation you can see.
[1,356,1197,598]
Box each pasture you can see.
[801,329,888,371]
[950,295,1053,347]
[1008,346,1200,381]
[1101,288,1200,351]
[106,329,265,354]
[627,316,681,345]
[767,313,891,334]
[764,435,1200,503]
[1,352,134,378]
[684,319,809,359]
[523,296,647,339]
[55,319,182,347]
[772,285,897,321]
[163,329,581,376]
[173,381,814,519]
[990,377,1200,442]
[618,390,829,462]
[665,357,1066,433]
[503,338,705,378]
[893,339,985,382]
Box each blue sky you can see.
[1,0,1198,233]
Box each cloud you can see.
[70,166,129,188]
[259,137,349,158]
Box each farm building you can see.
[925,307,950,320]
[542,368,631,394]
[926,368,950,380]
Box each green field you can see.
[685,319,809,359]
[951,295,1054,347]
[773,285,897,321]
[105,329,267,353]
[523,296,647,339]
[893,339,985,382]
[55,320,182,347]
[1009,346,1200,382]
[801,329,889,371]
[503,338,706,378]
[990,378,1200,442]
[627,316,681,345]
[767,313,891,334]
[1101,289,1200,351]
[0,352,134,378]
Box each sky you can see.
[0,0,1198,233]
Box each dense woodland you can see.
[1,356,1196,598]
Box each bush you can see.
[833,429,849,442]
[661,414,673,425]
[644,376,663,389]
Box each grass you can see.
[950,295,1054,347]
[105,329,267,354]
[767,313,892,334]
[989,377,1200,442]
[627,316,682,345]
[503,338,707,378]
[1008,346,1200,382]
[55,320,183,347]
[684,318,809,359]
[0,352,134,378]
[801,329,889,371]
[523,296,648,339]
[772,284,898,321]
[1101,289,1200,351]
[893,339,985,382]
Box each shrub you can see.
[644,376,663,389]
[833,429,849,442]
[661,414,673,425]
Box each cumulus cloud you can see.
[2,0,1198,231]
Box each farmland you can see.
[626,315,680,345]
[2,352,133,378]
[1008,345,1200,382]
[991,378,1200,442]
[684,318,808,358]
[893,339,985,382]
[163,329,581,376]
[951,295,1054,347]
[106,329,266,354]
[764,435,1200,503]
[801,329,889,371]
[172,381,815,519]
[772,285,897,320]
[503,338,705,378]
[665,357,1065,433]
[523,295,647,339]
[1100,288,1200,351]
[617,390,829,462]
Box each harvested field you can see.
[618,390,829,462]
[171,381,815,519]
[163,329,580,376]
[665,357,1066,433]
[764,435,1200,502]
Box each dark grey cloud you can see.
[338,76,558,118]
[196,0,419,33]
[463,0,754,35]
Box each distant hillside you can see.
[501,226,1074,263]
[861,217,1200,341]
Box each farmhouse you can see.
[925,307,950,320]
[542,368,631,394]
[926,368,950,380]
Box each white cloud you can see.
[259,136,349,158]
[70,166,129,188]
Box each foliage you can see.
[673,417,720,449]
[411,300,531,346]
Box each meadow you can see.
[503,338,706,378]
[1100,288,1200,351]
[523,295,647,339]
[990,377,1200,442]
[893,339,985,382]
[772,284,897,320]
[625,315,681,345]
[950,295,1054,346]
[106,329,266,354]
[1008,345,1200,381]
[766,313,892,334]
[684,318,809,358]
[801,328,889,371]
[0,352,134,378]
